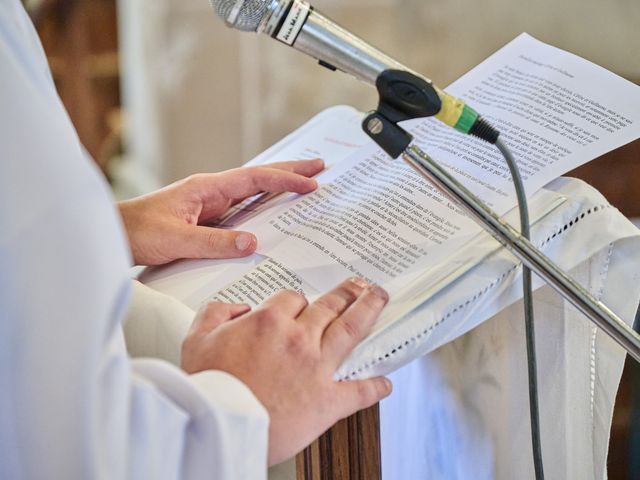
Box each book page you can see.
[245,105,367,168]
[209,258,320,307]
[248,147,481,295]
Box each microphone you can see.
[209,0,498,143]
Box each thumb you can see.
[334,376,392,420]
[179,225,257,259]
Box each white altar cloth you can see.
[377,177,640,479]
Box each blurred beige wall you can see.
[118,0,640,189]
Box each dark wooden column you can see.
[568,137,640,218]
[30,0,121,171]
[296,404,381,480]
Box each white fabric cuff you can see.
[133,359,270,479]
[124,280,195,365]
[189,369,270,479]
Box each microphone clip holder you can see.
[363,70,439,158]
[362,70,640,362]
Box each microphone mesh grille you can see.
[210,0,272,32]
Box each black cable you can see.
[495,136,545,480]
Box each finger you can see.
[194,163,324,220]
[262,159,325,177]
[296,277,369,335]
[334,377,393,420]
[213,165,322,202]
[192,301,251,333]
[259,289,309,319]
[177,225,257,259]
[225,159,325,208]
[321,286,389,366]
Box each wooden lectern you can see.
[296,405,381,480]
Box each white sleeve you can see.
[127,360,269,479]
[121,281,275,477]
[0,2,270,478]
[123,280,195,365]
[121,282,271,479]
[121,282,273,477]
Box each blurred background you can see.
[23,0,639,477]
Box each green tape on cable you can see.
[454,104,479,134]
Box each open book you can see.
[141,33,640,376]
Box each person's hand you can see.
[118,159,324,265]
[181,278,392,466]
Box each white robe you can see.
[0,1,269,478]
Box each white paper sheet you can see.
[404,32,640,210]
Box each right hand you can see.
[181,278,392,466]
[118,159,324,266]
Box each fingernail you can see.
[349,277,369,289]
[235,233,255,251]
[369,285,389,303]
[383,378,393,393]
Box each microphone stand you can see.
[362,71,640,363]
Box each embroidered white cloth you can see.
[377,178,640,479]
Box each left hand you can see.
[118,159,324,265]
[181,278,392,465]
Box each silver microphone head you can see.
[210,0,276,32]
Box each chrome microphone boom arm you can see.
[361,83,640,363]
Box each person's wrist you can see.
[117,199,144,264]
